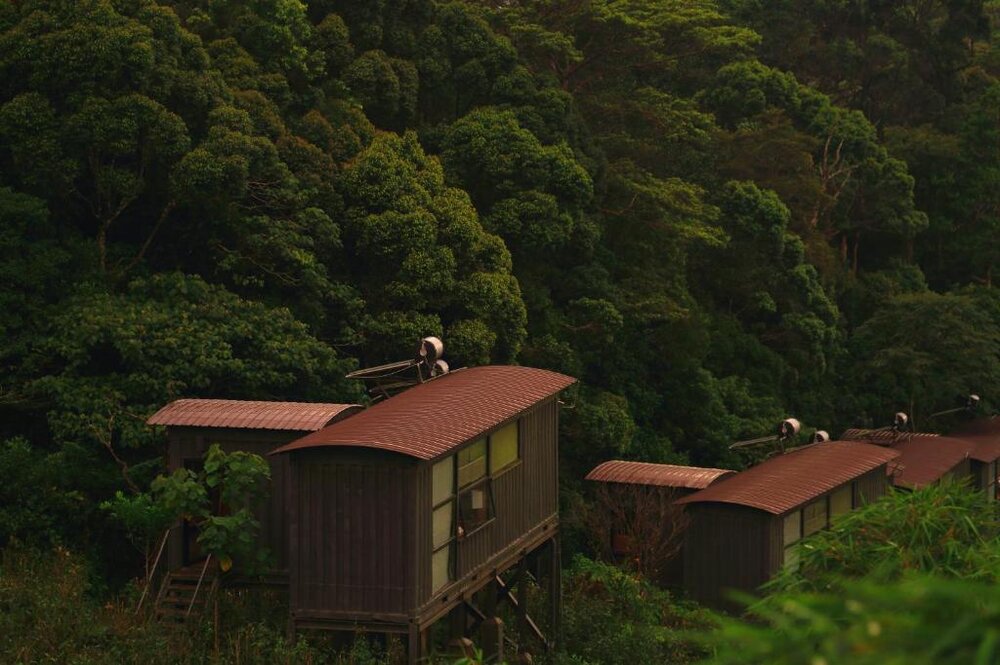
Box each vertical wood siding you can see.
[454,399,559,578]
[682,504,773,610]
[854,467,889,505]
[291,450,417,617]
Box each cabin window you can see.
[783,510,801,567]
[489,421,519,473]
[458,481,494,535]
[830,484,853,518]
[431,457,456,592]
[802,498,827,536]
[458,439,487,488]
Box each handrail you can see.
[136,529,170,614]
[186,554,213,618]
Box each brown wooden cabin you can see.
[949,417,1000,499]
[146,399,362,580]
[270,365,576,663]
[840,428,976,490]
[674,441,899,610]
[584,460,734,586]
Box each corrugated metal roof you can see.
[949,417,1000,463]
[675,442,900,514]
[585,461,734,489]
[271,365,576,460]
[840,428,939,444]
[889,435,976,488]
[147,399,362,431]
[840,428,978,486]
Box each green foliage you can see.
[707,574,1000,665]
[557,556,714,665]
[849,291,1000,420]
[0,545,392,664]
[149,444,271,570]
[770,483,1000,594]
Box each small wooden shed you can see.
[584,461,733,585]
[147,399,362,578]
[270,365,576,662]
[675,441,899,609]
[949,417,1000,499]
[841,428,976,490]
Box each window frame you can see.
[429,418,524,590]
[431,457,456,592]
[488,420,521,477]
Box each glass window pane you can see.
[432,546,451,592]
[830,485,852,518]
[432,457,454,506]
[432,503,453,549]
[458,483,492,534]
[803,499,827,536]
[784,545,799,571]
[783,511,801,546]
[490,422,519,472]
[458,439,487,488]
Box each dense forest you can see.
[0,0,999,662]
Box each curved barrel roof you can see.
[841,428,977,487]
[271,365,576,460]
[147,399,362,432]
[675,441,900,514]
[949,417,1000,463]
[586,460,734,490]
[888,435,976,488]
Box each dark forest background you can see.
[1,0,998,578]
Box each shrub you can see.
[769,482,1000,594]
[556,556,714,665]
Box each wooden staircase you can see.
[153,558,219,624]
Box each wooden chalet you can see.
[584,461,733,585]
[949,416,1000,499]
[147,399,362,581]
[270,365,576,663]
[674,441,899,609]
[840,428,977,490]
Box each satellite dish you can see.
[347,336,450,400]
[967,394,981,411]
[812,430,830,443]
[893,412,909,431]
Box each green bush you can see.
[706,574,1000,664]
[0,545,393,664]
[769,482,1000,594]
[556,556,714,665]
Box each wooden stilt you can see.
[407,623,422,665]
[549,535,562,653]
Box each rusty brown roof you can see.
[147,399,362,431]
[586,461,734,489]
[889,435,976,488]
[271,365,576,460]
[949,417,1000,463]
[840,428,939,444]
[675,442,900,514]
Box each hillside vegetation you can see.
[0,0,999,661]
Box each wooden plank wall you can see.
[681,504,773,610]
[855,467,889,505]
[455,399,559,580]
[291,450,417,618]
